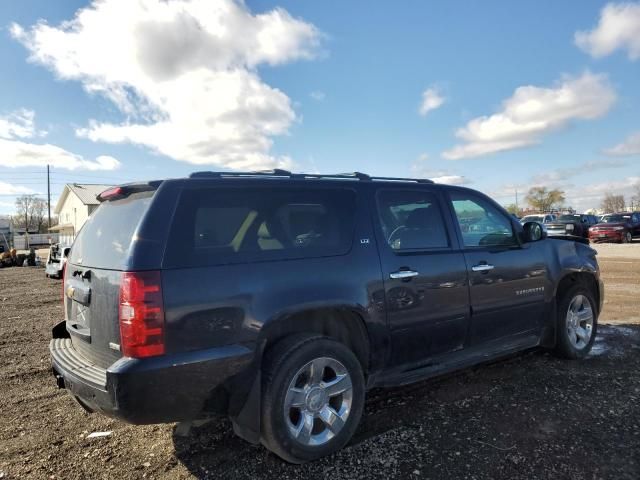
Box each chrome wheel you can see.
[566,294,594,349]
[284,357,353,447]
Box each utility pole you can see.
[47,164,51,230]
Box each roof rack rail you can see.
[370,176,434,184]
[189,169,292,179]
[188,170,434,184]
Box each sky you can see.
[0,0,639,215]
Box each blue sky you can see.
[0,0,639,214]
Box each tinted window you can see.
[165,186,356,267]
[450,192,517,247]
[602,215,629,223]
[521,215,544,223]
[69,191,154,269]
[376,190,449,250]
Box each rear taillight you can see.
[119,271,165,358]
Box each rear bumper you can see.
[45,262,63,276]
[589,231,624,242]
[50,331,254,424]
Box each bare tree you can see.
[600,193,625,213]
[525,187,565,212]
[504,204,522,216]
[32,198,48,233]
[14,195,35,232]
[13,195,48,232]
[631,181,640,210]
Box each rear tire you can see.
[261,334,365,463]
[553,284,598,359]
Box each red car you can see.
[589,212,640,243]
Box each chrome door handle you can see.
[471,264,495,272]
[389,270,419,279]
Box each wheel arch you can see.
[541,270,601,349]
[258,305,372,375]
[228,304,373,446]
[554,271,601,316]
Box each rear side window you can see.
[165,186,356,267]
[376,189,449,250]
[69,192,154,269]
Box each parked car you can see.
[545,214,598,239]
[50,171,603,463]
[589,212,640,243]
[520,214,555,224]
[45,244,70,278]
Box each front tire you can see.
[554,284,598,359]
[261,334,365,463]
[622,231,632,243]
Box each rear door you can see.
[446,190,547,346]
[64,190,158,368]
[373,187,470,367]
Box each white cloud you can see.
[411,153,469,185]
[12,0,321,170]
[310,91,326,101]
[0,181,37,195]
[531,159,627,184]
[564,176,640,211]
[0,138,121,171]
[442,72,616,160]
[575,2,640,60]
[604,130,640,156]
[0,109,45,139]
[0,109,120,171]
[418,87,445,116]
[431,175,468,185]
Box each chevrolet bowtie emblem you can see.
[66,286,75,299]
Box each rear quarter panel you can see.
[160,184,389,372]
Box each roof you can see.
[48,223,74,232]
[54,183,114,214]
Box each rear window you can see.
[164,186,356,268]
[69,192,154,269]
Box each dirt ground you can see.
[0,247,639,479]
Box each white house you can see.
[50,184,113,245]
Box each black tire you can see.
[553,284,598,359]
[261,334,365,463]
[623,231,632,244]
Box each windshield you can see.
[601,215,629,223]
[559,215,580,221]
[521,215,544,222]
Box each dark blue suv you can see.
[50,170,603,463]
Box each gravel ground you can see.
[0,250,639,479]
[591,240,640,259]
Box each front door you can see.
[447,190,547,346]
[373,187,470,367]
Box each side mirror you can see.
[522,221,547,242]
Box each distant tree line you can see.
[505,181,640,215]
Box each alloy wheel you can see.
[566,294,594,349]
[284,357,353,447]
